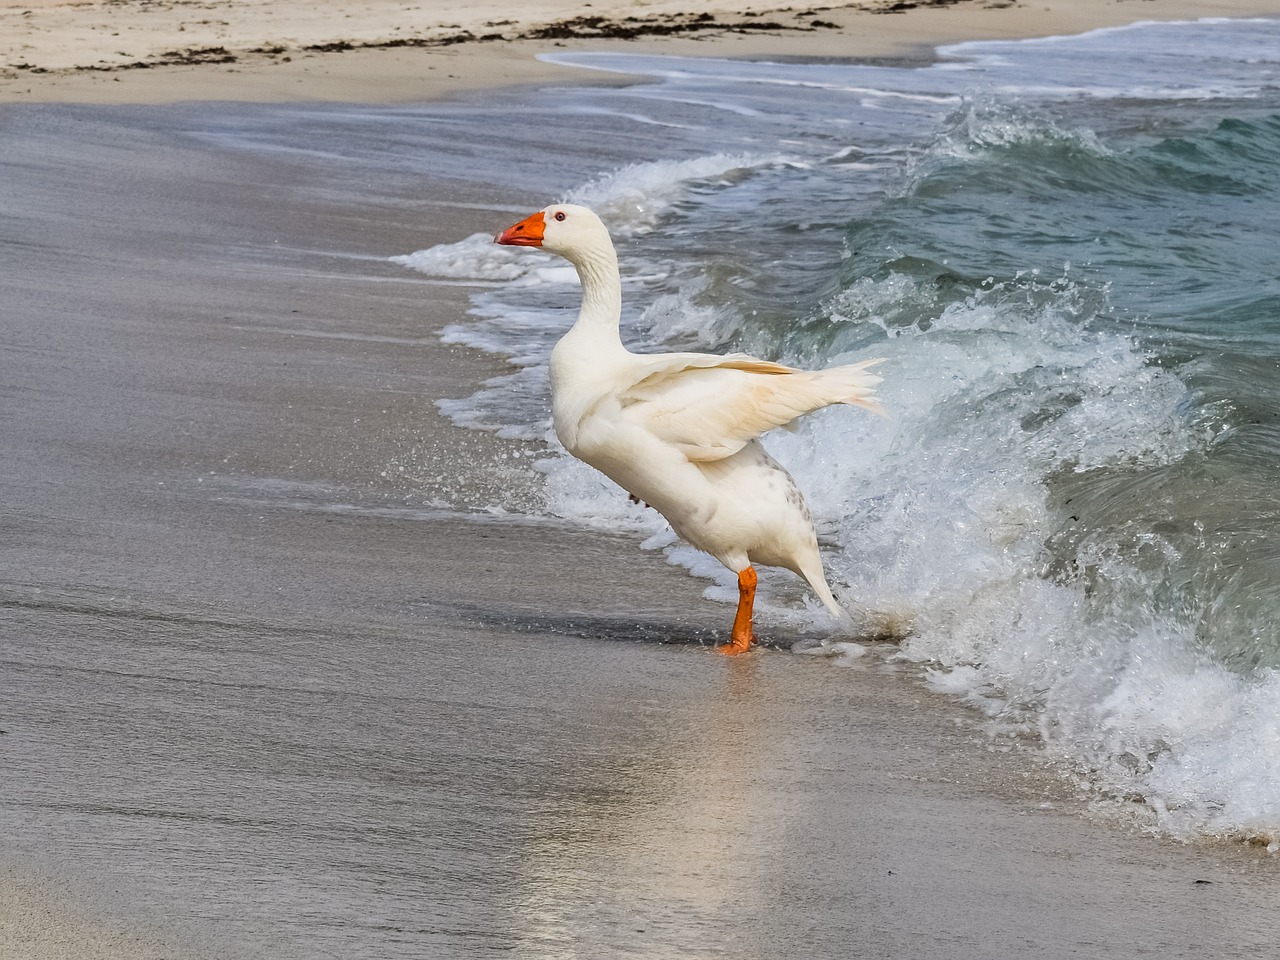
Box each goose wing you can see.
[619,353,883,462]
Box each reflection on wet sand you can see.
[512,653,807,958]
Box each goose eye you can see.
[554,211,567,222]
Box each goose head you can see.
[494,203,613,261]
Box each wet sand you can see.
[4,3,1280,958]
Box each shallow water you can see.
[390,18,1280,840]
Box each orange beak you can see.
[495,211,545,246]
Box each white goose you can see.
[495,203,882,654]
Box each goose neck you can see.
[570,246,622,334]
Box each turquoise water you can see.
[382,17,1280,839]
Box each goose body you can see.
[496,203,882,654]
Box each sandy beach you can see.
[3,0,1280,104]
[4,1,1280,957]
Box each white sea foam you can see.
[396,153,786,286]
[937,18,1280,101]
[564,153,790,235]
[391,232,536,282]
[901,102,1115,180]
[764,274,1280,841]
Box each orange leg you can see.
[718,566,757,656]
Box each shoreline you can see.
[3,0,1279,105]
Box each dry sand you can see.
[4,0,1280,957]
[4,0,1280,104]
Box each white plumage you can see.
[496,203,882,654]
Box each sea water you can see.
[395,18,1280,843]
[211,16,1277,842]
